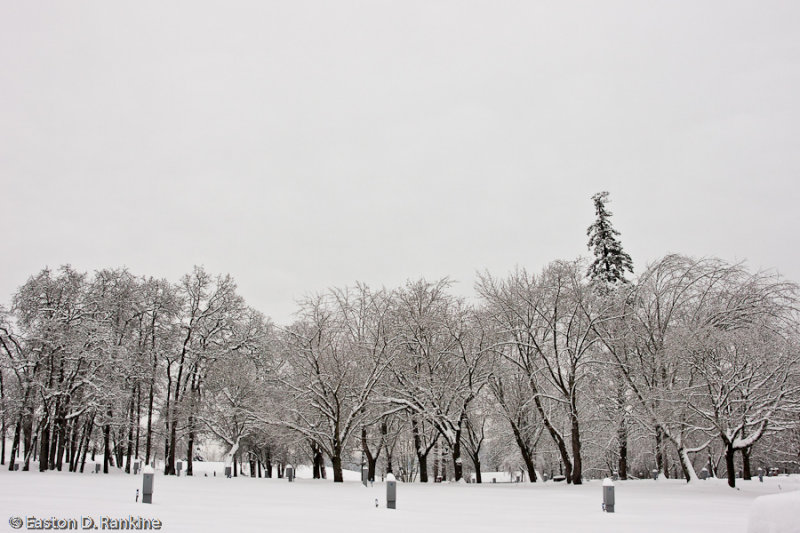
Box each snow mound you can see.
[747,490,800,533]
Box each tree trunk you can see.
[509,422,537,482]
[22,413,33,470]
[725,443,736,488]
[135,384,141,460]
[186,418,195,477]
[742,447,752,480]
[54,407,67,471]
[451,437,463,482]
[8,415,21,471]
[532,391,573,483]
[570,409,583,485]
[655,426,665,477]
[471,454,482,483]
[417,451,429,482]
[126,390,135,474]
[145,367,156,466]
[618,417,628,480]
[332,451,344,483]
[412,417,431,483]
[79,416,94,474]
[39,417,51,472]
[103,422,111,474]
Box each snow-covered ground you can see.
[1,463,798,533]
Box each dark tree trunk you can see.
[135,384,141,460]
[569,406,583,485]
[22,413,33,471]
[186,419,195,476]
[532,391,573,483]
[145,367,156,465]
[103,421,111,474]
[418,451,429,482]
[452,431,463,482]
[411,417,432,483]
[265,450,272,478]
[742,447,752,480]
[249,458,256,477]
[655,425,665,477]
[233,454,238,477]
[725,443,736,488]
[509,422,537,482]
[433,442,440,481]
[470,452,482,483]
[54,407,67,471]
[68,420,81,472]
[39,417,51,472]
[360,428,379,482]
[126,390,135,474]
[9,415,21,471]
[115,427,124,467]
[79,417,93,473]
[618,417,628,480]
[616,377,629,480]
[257,460,262,478]
[332,450,344,483]
[314,447,326,479]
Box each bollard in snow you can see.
[136,489,139,503]
[286,464,294,482]
[652,469,659,481]
[386,473,397,509]
[142,466,154,504]
[758,468,764,482]
[602,478,615,513]
[699,467,708,480]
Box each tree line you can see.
[1,194,798,489]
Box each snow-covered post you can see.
[758,468,764,482]
[286,464,294,482]
[652,469,658,481]
[361,455,368,487]
[142,465,154,504]
[602,478,615,513]
[386,473,397,509]
[699,467,708,480]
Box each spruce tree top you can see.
[586,191,634,286]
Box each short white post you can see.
[142,465,155,504]
[386,473,397,509]
[602,477,615,513]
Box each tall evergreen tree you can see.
[586,191,634,480]
[586,191,634,285]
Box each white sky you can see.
[1,1,799,325]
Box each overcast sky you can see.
[1,1,799,324]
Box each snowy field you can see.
[1,463,798,533]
